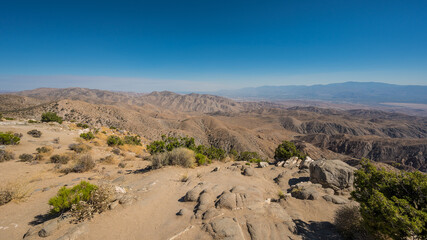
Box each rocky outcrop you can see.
[309,160,356,190]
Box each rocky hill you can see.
[2,88,426,171]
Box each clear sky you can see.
[1,0,426,92]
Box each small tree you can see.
[351,159,427,239]
[41,112,63,124]
[274,141,305,162]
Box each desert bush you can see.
[70,183,115,222]
[107,135,123,146]
[71,155,95,173]
[151,148,196,169]
[238,151,260,162]
[99,155,117,164]
[36,146,52,154]
[202,146,226,161]
[80,132,95,140]
[50,154,70,164]
[118,162,126,168]
[76,123,89,129]
[0,132,21,145]
[274,141,305,162]
[195,153,210,166]
[41,112,63,124]
[53,137,60,144]
[0,113,2,120]
[334,205,373,240]
[28,119,38,123]
[123,135,141,145]
[111,148,121,155]
[147,135,196,154]
[69,143,92,153]
[351,159,427,240]
[34,154,44,161]
[48,181,97,214]
[0,182,30,206]
[109,126,117,130]
[5,117,15,120]
[19,153,34,162]
[0,150,14,162]
[27,129,42,138]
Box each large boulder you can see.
[309,160,356,190]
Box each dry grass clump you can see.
[0,182,31,206]
[119,144,145,155]
[151,147,196,169]
[0,149,15,162]
[69,143,92,153]
[62,154,95,173]
[334,205,374,240]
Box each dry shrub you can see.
[69,143,92,153]
[0,149,15,162]
[50,154,70,164]
[0,182,31,206]
[19,153,34,162]
[119,144,145,155]
[151,148,195,169]
[99,155,118,164]
[70,183,115,223]
[62,154,95,173]
[334,205,374,240]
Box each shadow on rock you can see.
[288,177,310,186]
[29,213,58,226]
[294,219,342,240]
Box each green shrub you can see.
[147,135,196,154]
[27,129,42,138]
[0,132,21,145]
[107,135,123,146]
[123,135,141,145]
[19,153,34,162]
[0,113,2,120]
[80,132,95,140]
[109,126,116,130]
[0,150,15,162]
[76,123,89,129]
[48,181,97,214]
[50,154,70,164]
[274,141,305,162]
[203,146,226,161]
[351,159,427,239]
[41,112,63,124]
[28,119,38,123]
[195,153,210,166]
[5,117,15,120]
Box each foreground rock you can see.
[309,159,356,190]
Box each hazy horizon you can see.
[1,1,426,91]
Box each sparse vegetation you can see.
[278,190,286,200]
[274,141,305,162]
[107,135,123,146]
[41,112,63,124]
[99,155,117,164]
[0,132,21,145]
[19,153,34,162]
[351,159,427,240]
[69,143,92,153]
[111,148,121,155]
[27,129,42,138]
[123,135,142,145]
[80,132,95,140]
[76,123,89,129]
[50,154,70,164]
[28,119,38,123]
[180,173,189,182]
[0,150,15,162]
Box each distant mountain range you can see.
[212,82,427,104]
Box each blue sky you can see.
[0,0,426,92]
